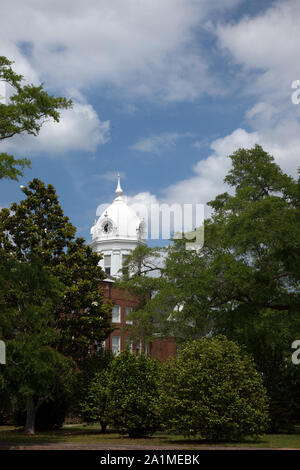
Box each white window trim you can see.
[112,304,121,323]
[112,336,120,356]
[125,306,133,325]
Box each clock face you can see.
[102,220,113,234]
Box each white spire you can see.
[115,173,123,199]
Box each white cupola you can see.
[90,174,146,278]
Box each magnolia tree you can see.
[158,336,270,441]
[0,56,75,433]
[81,350,161,437]
[80,369,111,433]
[0,180,112,433]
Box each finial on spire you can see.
[115,172,123,198]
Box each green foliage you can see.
[75,348,113,424]
[263,361,300,433]
[120,145,300,432]
[116,245,177,343]
[0,254,75,432]
[0,56,109,433]
[14,373,75,431]
[122,146,299,338]
[0,178,112,363]
[216,307,300,432]
[55,238,113,363]
[80,350,162,436]
[0,56,71,181]
[205,146,300,431]
[77,348,114,392]
[80,369,111,433]
[0,178,75,262]
[0,179,112,432]
[0,367,12,424]
[107,350,161,437]
[158,336,269,441]
[0,56,72,140]
[0,153,30,181]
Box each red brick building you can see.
[91,176,176,361]
[100,280,176,360]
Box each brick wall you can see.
[149,337,177,361]
[101,280,176,360]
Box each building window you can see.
[104,254,111,276]
[112,304,121,323]
[136,339,142,355]
[112,336,120,355]
[125,306,133,325]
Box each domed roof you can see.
[90,174,146,242]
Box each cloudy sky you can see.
[1,0,299,243]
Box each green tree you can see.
[124,146,299,336]
[0,254,75,434]
[0,179,112,364]
[75,347,113,427]
[116,245,170,346]
[0,56,72,180]
[0,180,112,433]
[108,350,161,437]
[204,146,300,431]
[80,368,111,433]
[120,146,300,431]
[159,145,299,339]
[159,336,269,440]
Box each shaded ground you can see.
[0,425,299,450]
[0,443,288,450]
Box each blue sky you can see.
[1,0,299,244]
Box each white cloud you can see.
[154,0,300,214]
[213,0,300,176]
[98,0,300,235]
[217,0,300,80]
[127,0,300,218]
[0,0,240,103]
[128,120,300,231]
[2,103,110,156]
[161,123,300,218]
[131,132,192,154]
[0,0,244,156]
[163,128,255,209]
[216,0,300,120]
[0,38,110,155]
[1,39,40,85]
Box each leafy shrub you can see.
[80,369,111,433]
[108,350,161,437]
[158,335,269,441]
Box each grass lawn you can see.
[0,424,299,449]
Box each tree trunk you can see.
[25,396,36,435]
[100,421,107,434]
